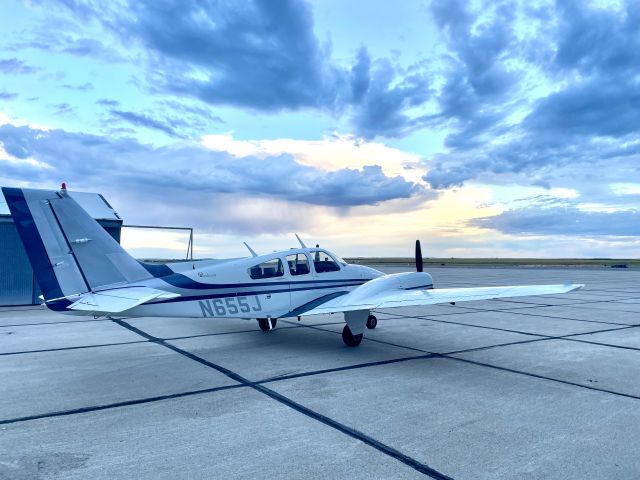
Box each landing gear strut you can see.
[258,318,277,331]
[342,325,363,347]
[366,314,377,329]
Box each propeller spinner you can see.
[415,240,423,272]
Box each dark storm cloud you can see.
[350,57,431,139]
[554,0,640,75]
[0,58,39,75]
[524,77,640,138]
[429,0,518,149]
[424,0,640,191]
[523,0,640,139]
[471,206,640,237]
[126,0,334,111]
[124,0,432,137]
[38,0,431,139]
[0,123,420,208]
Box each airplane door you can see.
[285,253,314,313]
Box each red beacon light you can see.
[61,182,67,191]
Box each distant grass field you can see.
[143,257,639,269]
[344,258,640,268]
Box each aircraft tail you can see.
[2,186,153,307]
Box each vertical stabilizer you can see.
[2,187,152,305]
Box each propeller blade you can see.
[415,240,423,272]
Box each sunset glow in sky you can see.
[1,0,639,258]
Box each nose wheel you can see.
[366,314,377,329]
[258,318,277,331]
[342,325,363,347]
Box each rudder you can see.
[2,187,152,305]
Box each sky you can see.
[0,0,639,259]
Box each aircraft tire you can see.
[342,325,363,347]
[258,318,277,331]
[366,315,377,329]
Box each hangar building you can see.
[0,190,123,306]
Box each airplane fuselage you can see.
[94,248,385,320]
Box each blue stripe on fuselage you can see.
[139,261,174,278]
[148,281,366,304]
[281,291,349,318]
[146,268,369,291]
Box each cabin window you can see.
[311,249,340,273]
[248,258,284,279]
[286,253,311,276]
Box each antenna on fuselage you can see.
[294,233,307,248]
[243,242,258,257]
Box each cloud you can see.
[107,104,224,139]
[350,56,431,139]
[200,132,427,183]
[423,1,640,192]
[470,206,640,237]
[553,0,640,76]
[428,0,518,149]
[96,98,120,107]
[51,103,75,115]
[0,91,18,100]
[34,0,431,139]
[159,100,224,125]
[0,58,39,75]
[129,0,334,111]
[61,82,94,92]
[0,123,421,212]
[60,37,121,61]
[109,109,185,138]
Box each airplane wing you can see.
[59,286,180,314]
[302,283,583,316]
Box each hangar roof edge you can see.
[0,189,122,221]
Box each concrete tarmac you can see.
[1,266,639,479]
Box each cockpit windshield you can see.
[310,249,342,273]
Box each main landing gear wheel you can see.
[342,325,363,347]
[366,314,377,329]
[258,318,277,331]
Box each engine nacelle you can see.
[345,271,433,304]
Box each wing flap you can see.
[66,286,179,313]
[302,284,583,316]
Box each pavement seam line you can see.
[290,320,640,401]
[379,311,640,353]
[110,318,455,480]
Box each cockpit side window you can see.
[311,249,340,273]
[286,253,311,276]
[248,258,284,279]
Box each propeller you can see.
[415,240,423,272]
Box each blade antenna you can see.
[295,233,307,248]
[243,242,258,257]
[415,240,423,272]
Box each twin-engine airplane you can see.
[4,186,583,346]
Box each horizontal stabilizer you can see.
[65,287,180,314]
[302,283,584,316]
